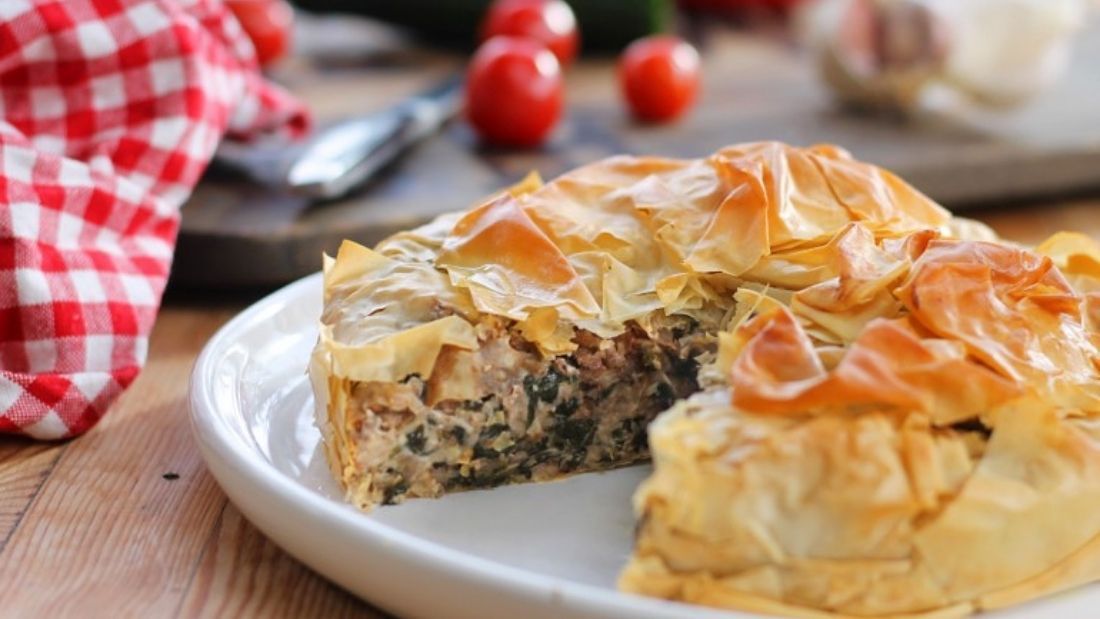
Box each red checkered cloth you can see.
[0,0,308,439]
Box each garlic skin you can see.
[931,0,1087,106]
[801,0,952,111]
[802,0,1090,111]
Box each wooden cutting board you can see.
[174,16,1100,288]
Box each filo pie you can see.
[308,141,1100,617]
[620,232,1100,617]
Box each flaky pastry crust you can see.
[309,142,1100,617]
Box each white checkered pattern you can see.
[0,0,308,438]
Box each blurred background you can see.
[174,0,1100,288]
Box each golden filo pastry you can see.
[620,233,1100,618]
[308,141,1100,617]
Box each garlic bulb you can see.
[801,0,1090,111]
[930,0,1087,106]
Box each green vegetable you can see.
[554,397,579,420]
[448,424,468,444]
[553,417,595,453]
[291,0,673,52]
[405,425,428,454]
[524,367,568,425]
[479,422,510,440]
[652,381,676,410]
[382,479,409,503]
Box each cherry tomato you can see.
[480,0,579,67]
[466,36,564,148]
[619,36,701,123]
[225,0,293,68]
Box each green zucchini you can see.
[291,0,673,51]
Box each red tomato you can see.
[619,36,701,123]
[225,0,293,68]
[480,0,579,67]
[466,36,564,148]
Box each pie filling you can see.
[341,314,716,507]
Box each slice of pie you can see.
[309,141,1100,617]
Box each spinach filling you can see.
[376,317,712,504]
[436,336,703,496]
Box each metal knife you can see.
[214,74,463,201]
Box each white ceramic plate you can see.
[189,273,1098,619]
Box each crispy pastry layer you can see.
[621,236,1100,618]
[311,141,1100,618]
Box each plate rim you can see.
[187,271,747,619]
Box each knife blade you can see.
[211,74,464,201]
[285,74,464,200]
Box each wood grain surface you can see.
[0,199,1097,618]
[173,16,1100,287]
[0,303,382,619]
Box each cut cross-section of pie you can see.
[309,141,1100,617]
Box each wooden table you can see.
[1,198,1098,617]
